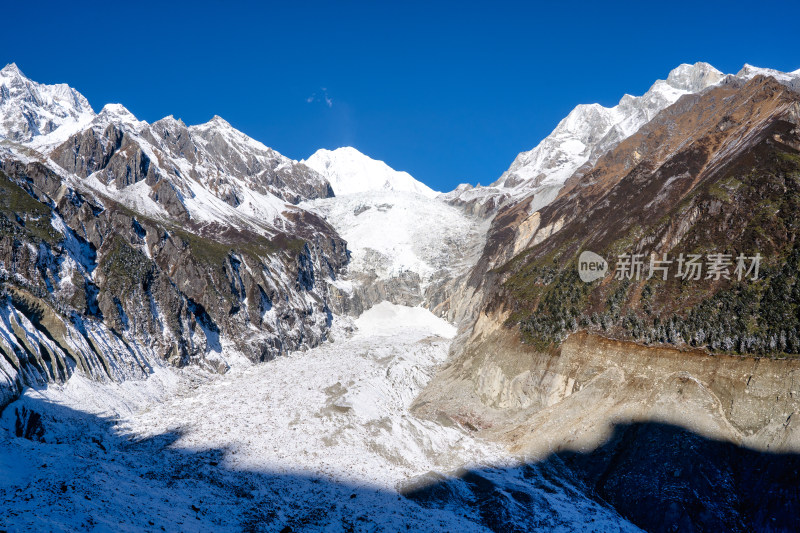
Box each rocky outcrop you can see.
[328,271,425,317]
[414,309,800,532]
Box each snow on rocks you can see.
[120,304,494,487]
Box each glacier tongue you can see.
[117,304,489,487]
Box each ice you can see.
[355,301,456,339]
[302,190,488,285]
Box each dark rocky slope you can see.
[0,155,347,411]
[0,67,350,412]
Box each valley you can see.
[1,61,800,532]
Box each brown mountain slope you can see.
[413,73,800,533]
[483,75,800,355]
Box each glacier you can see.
[0,303,640,532]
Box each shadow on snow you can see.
[2,396,799,532]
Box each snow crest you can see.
[304,146,439,198]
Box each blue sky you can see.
[2,0,799,191]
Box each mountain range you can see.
[2,60,800,532]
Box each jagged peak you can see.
[664,62,723,92]
[733,64,800,88]
[153,114,186,128]
[195,115,233,129]
[559,64,723,135]
[738,63,766,75]
[94,103,145,130]
[189,115,251,140]
[736,63,788,79]
[0,62,25,78]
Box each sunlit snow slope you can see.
[304,147,439,198]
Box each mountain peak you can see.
[736,63,784,79]
[189,115,238,134]
[665,62,723,92]
[98,103,139,122]
[485,62,726,197]
[207,115,232,128]
[154,114,186,127]
[303,147,438,198]
[0,63,95,144]
[0,62,24,78]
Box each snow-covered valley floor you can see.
[0,303,638,532]
[118,303,501,488]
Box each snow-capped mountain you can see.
[46,105,333,216]
[4,58,800,533]
[734,63,800,91]
[495,62,723,190]
[445,62,800,217]
[303,146,439,198]
[1,62,332,215]
[0,64,348,404]
[0,63,94,147]
[422,68,800,533]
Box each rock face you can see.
[0,67,348,412]
[414,317,800,532]
[48,106,333,210]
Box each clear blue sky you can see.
[2,0,798,191]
